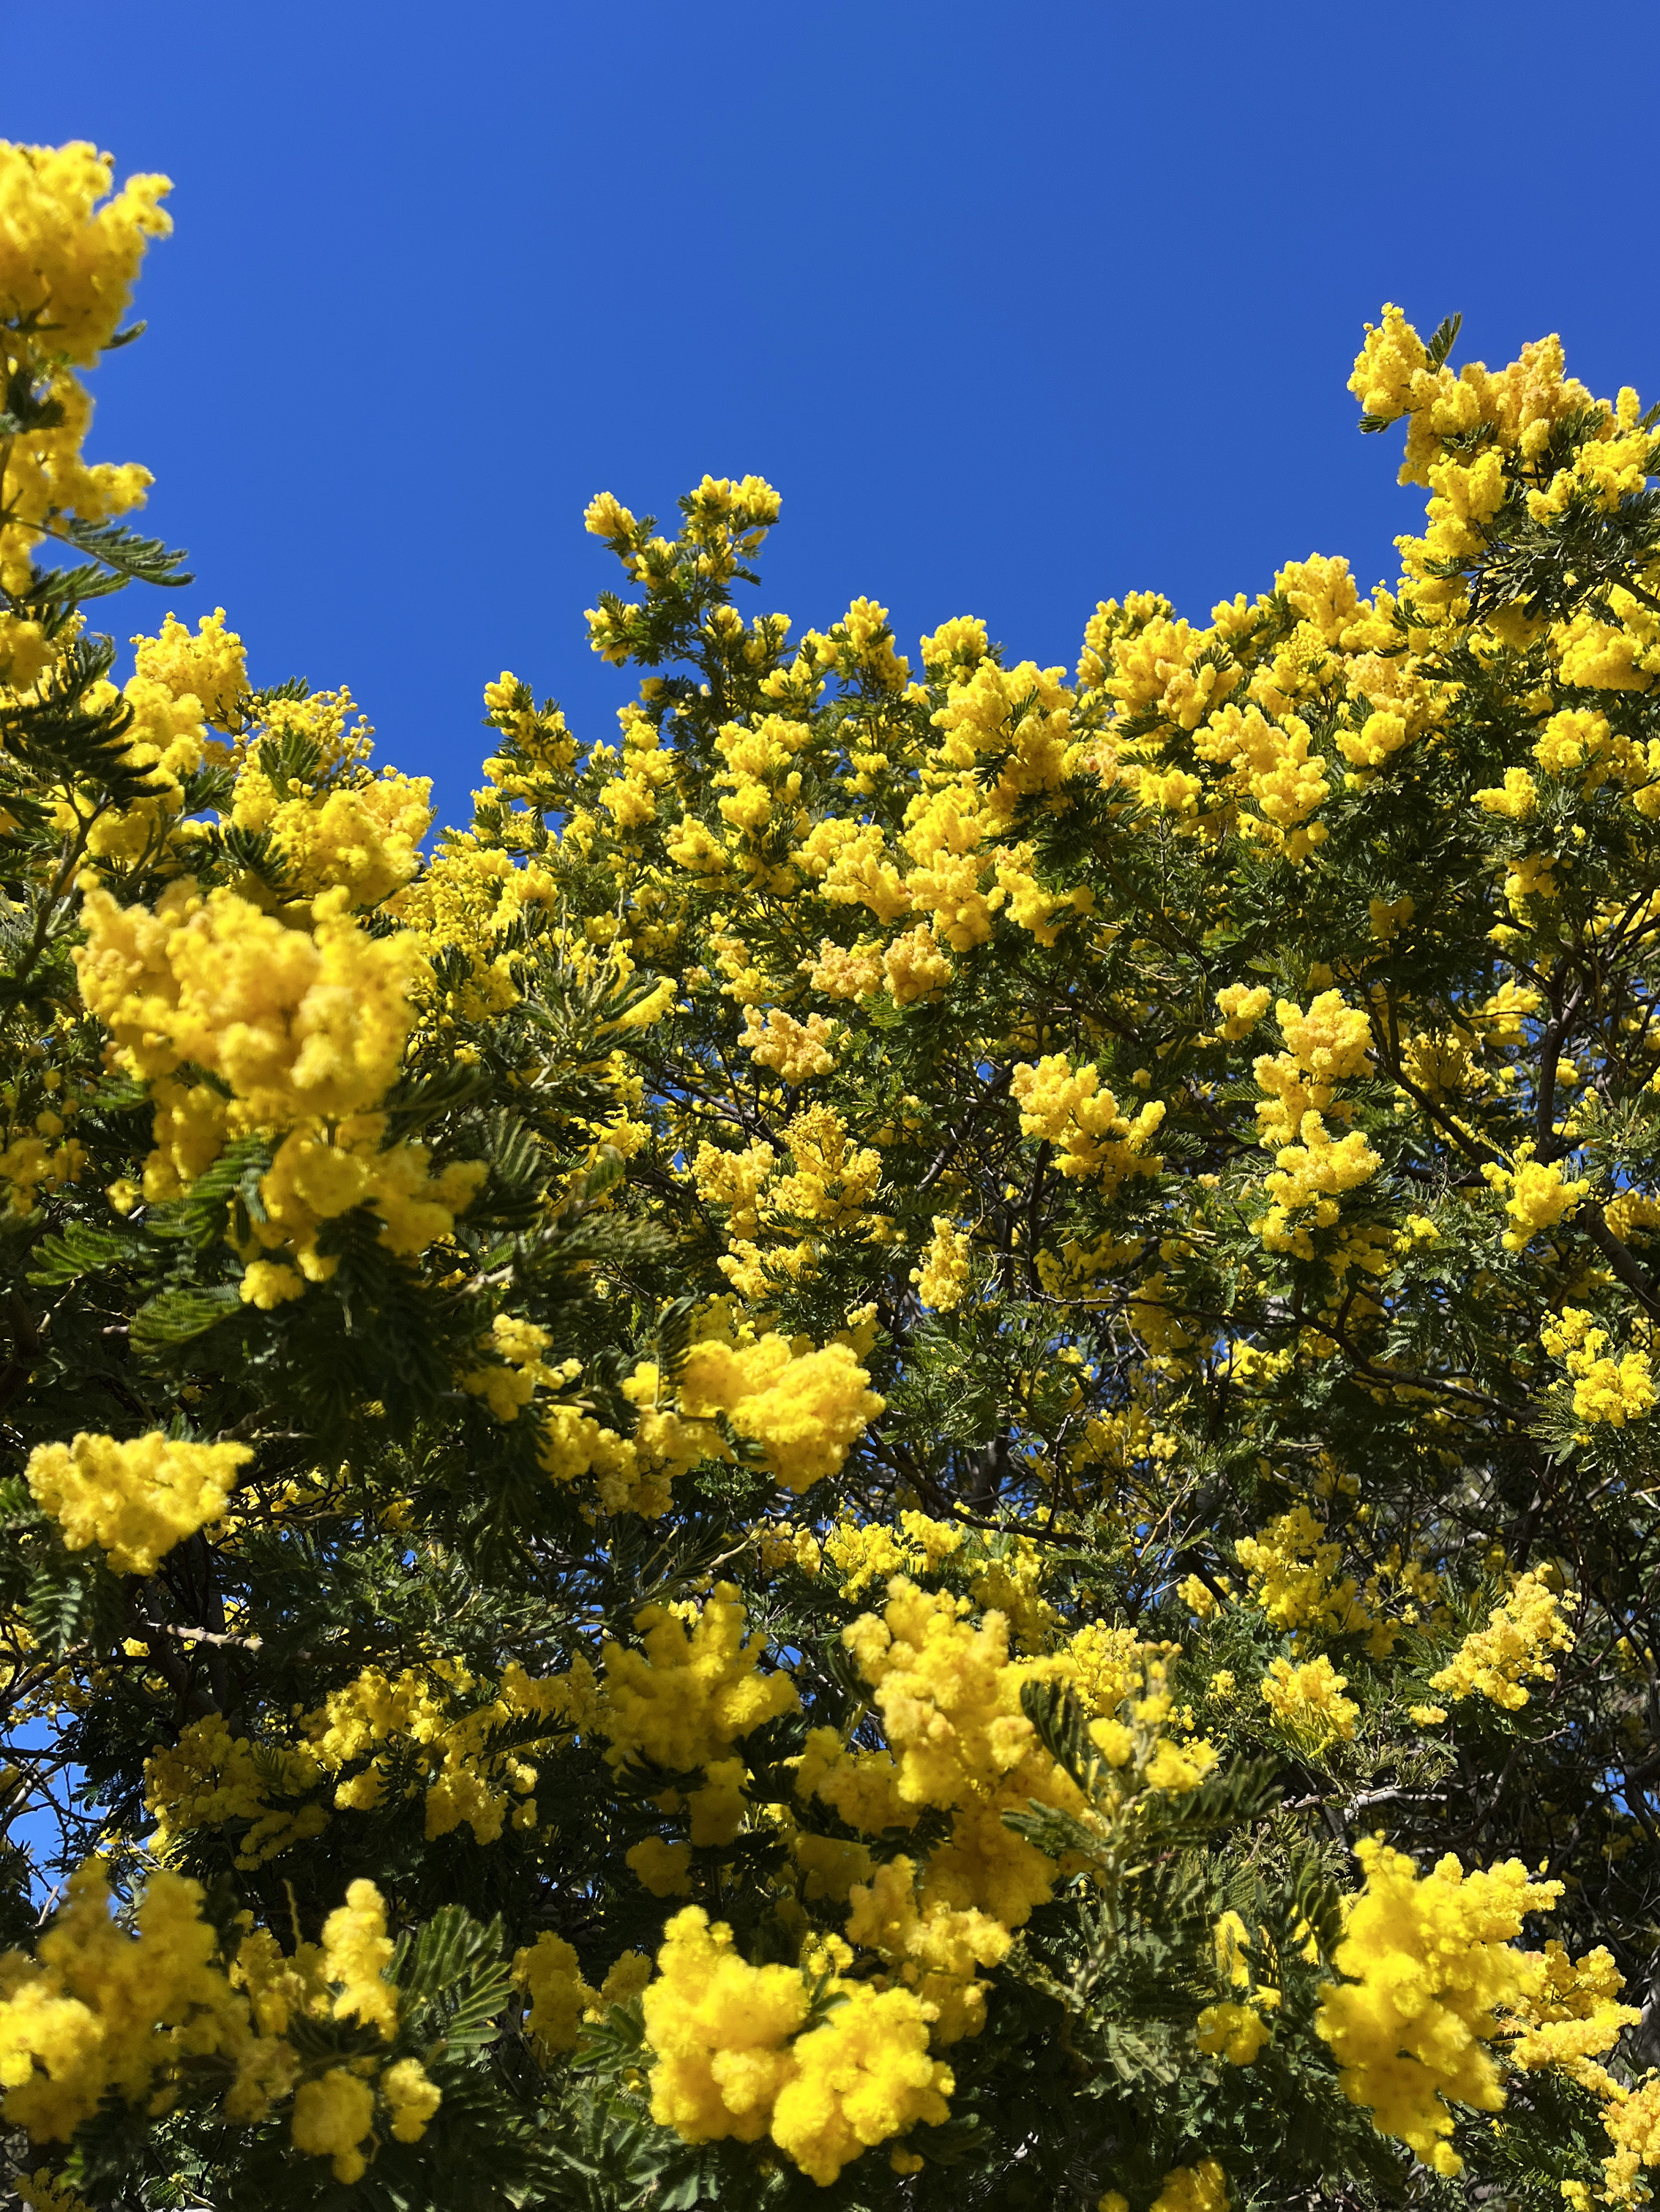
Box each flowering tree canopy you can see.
[1,140,1659,2212]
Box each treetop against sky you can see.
[4,0,1657,825]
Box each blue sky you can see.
[7,1,1659,828]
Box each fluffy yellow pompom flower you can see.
[0,612,55,691]
[599,1582,798,1848]
[0,1864,253,2144]
[1503,1939,1638,2091]
[1349,302,1427,422]
[513,1931,597,2053]
[321,1879,397,2039]
[132,608,248,732]
[0,144,171,591]
[640,1907,809,2145]
[1483,1158,1588,1253]
[1214,983,1271,1040]
[1429,1572,1577,1711]
[1277,991,1374,1083]
[75,879,484,1287]
[843,1853,1011,2043]
[1104,2162,1231,2212]
[881,923,952,1006]
[1258,1654,1360,1749]
[380,2057,442,2143]
[291,2067,376,2184]
[627,1836,694,1897]
[143,1714,328,1872]
[25,1431,252,1574]
[1012,1053,1166,1188]
[769,1980,952,2185]
[930,657,1076,821]
[826,1576,1143,1930]
[1233,1504,1375,1641]
[1152,2162,1231,2212]
[1197,2000,1271,2064]
[583,490,638,543]
[1541,1307,1658,1428]
[1315,1837,1561,2174]
[841,1580,1033,1817]
[1601,2073,1660,2204]
[229,705,432,910]
[0,143,170,364]
[676,1332,883,1494]
[76,880,422,1127]
[739,1004,837,1085]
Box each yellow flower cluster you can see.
[1255,992,1374,1141]
[390,829,556,1026]
[513,1932,597,2054]
[0,143,169,591]
[1196,1999,1272,2066]
[1012,1054,1167,1188]
[0,1862,436,2182]
[768,1104,882,1227]
[0,142,169,367]
[1193,697,1329,859]
[690,1106,890,1300]
[799,1581,1214,1992]
[771,1978,951,2185]
[1481,1157,1589,1254]
[522,1321,878,1522]
[132,607,248,730]
[1429,1571,1577,1712]
[1232,1506,1380,1646]
[143,1715,327,1867]
[75,880,483,1296]
[676,1330,885,1495]
[911,1215,973,1308]
[0,1122,87,1218]
[638,1905,950,2185]
[1541,1307,1658,1427]
[76,877,416,1128]
[145,1655,594,1864]
[929,658,1080,822]
[1315,1837,1560,2175]
[1350,304,1596,490]
[25,1431,252,1575]
[1258,1654,1359,1749]
[821,1509,964,1599]
[235,1880,441,2181]
[842,1853,1013,2044]
[1502,1940,1638,2093]
[1214,982,1271,1040]
[459,1327,721,1519]
[313,1657,581,1842]
[599,1583,798,1879]
[1602,2075,1660,2205]
[0,1864,258,2142]
[739,1005,839,1086]
[73,610,253,873]
[229,701,431,910]
[1101,2160,1230,2212]
[1247,993,1380,1254]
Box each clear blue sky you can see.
[7,1,1659,828]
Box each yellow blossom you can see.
[1429,1572,1577,1711]
[1259,1654,1360,1748]
[1315,1837,1560,2175]
[25,1431,252,1575]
